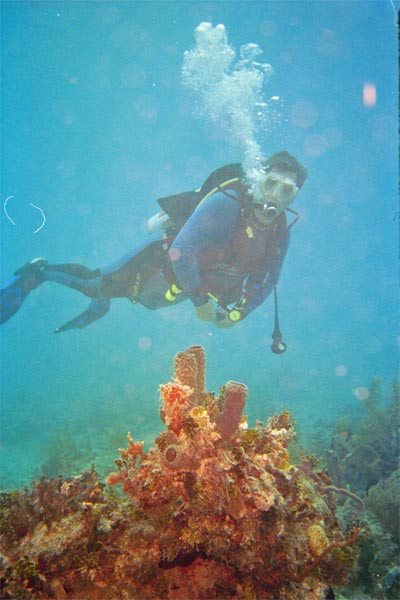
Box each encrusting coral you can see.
[0,346,361,599]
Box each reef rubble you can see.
[0,345,361,599]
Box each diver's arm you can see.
[169,191,241,306]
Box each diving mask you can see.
[253,172,299,221]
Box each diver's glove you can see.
[195,300,218,323]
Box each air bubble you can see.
[182,22,274,188]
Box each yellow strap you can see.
[246,225,254,238]
[207,292,219,302]
[197,176,253,238]
[165,283,183,302]
[165,289,175,302]
[197,177,241,208]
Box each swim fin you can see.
[54,297,111,333]
[0,258,48,324]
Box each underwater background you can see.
[0,0,398,504]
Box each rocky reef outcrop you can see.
[0,346,361,599]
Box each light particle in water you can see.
[138,336,152,351]
[363,83,376,107]
[335,365,347,377]
[352,386,370,402]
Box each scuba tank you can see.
[146,163,245,234]
[146,211,171,233]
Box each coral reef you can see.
[0,346,360,599]
[365,470,399,540]
[0,468,114,599]
[317,379,400,599]
[41,429,94,479]
[322,379,399,497]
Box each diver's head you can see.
[252,151,308,224]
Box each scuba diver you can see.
[0,151,307,349]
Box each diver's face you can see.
[253,169,299,223]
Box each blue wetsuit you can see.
[0,185,289,332]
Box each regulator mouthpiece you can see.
[263,203,279,219]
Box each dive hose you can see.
[271,286,287,354]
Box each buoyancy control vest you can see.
[147,163,247,234]
[147,163,299,354]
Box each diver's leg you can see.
[42,264,102,298]
[1,258,48,324]
[1,258,102,325]
[100,240,167,298]
[54,298,111,334]
[1,239,166,326]
[45,263,101,279]
[50,245,167,332]
[135,272,187,309]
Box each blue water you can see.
[1,1,398,489]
